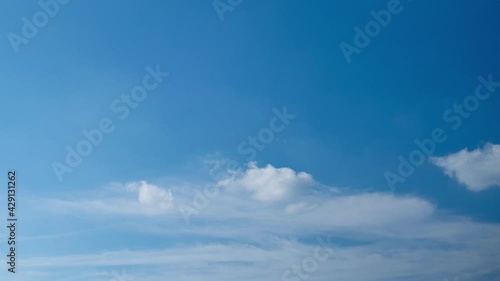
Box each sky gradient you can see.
[1,0,500,280]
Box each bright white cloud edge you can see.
[431,143,500,191]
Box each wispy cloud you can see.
[44,181,174,216]
[31,162,500,280]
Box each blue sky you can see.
[1,0,500,280]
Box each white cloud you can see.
[290,194,434,228]
[219,162,315,202]
[32,162,500,281]
[46,181,174,216]
[431,143,500,191]
[126,180,173,210]
[42,165,433,230]
[284,201,317,214]
[21,226,500,281]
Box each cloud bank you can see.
[29,162,500,281]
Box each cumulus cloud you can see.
[126,181,173,210]
[431,143,500,191]
[44,165,432,229]
[219,162,315,202]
